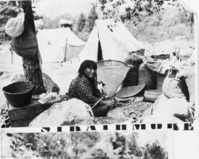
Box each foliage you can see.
[93,0,194,43]
[128,132,143,157]
[73,0,194,43]
[124,3,194,43]
[83,3,98,33]
[96,0,167,21]
[0,0,194,44]
[0,1,19,41]
[0,1,19,27]
[90,149,110,159]
[110,132,126,155]
[8,133,41,158]
[70,132,100,159]
[7,132,167,159]
[76,13,86,32]
[42,16,60,29]
[74,3,98,41]
[144,140,167,159]
[42,13,74,29]
[8,133,71,159]
[37,133,71,159]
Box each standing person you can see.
[68,60,115,117]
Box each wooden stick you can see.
[91,94,106,109]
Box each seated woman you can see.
[68,60,115,117]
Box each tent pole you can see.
[64,39,67,63]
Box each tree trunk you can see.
[18,1,46,95]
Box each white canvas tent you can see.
[78,19,144,62]
[37,28,85,63]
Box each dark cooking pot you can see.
[2,81,34,107]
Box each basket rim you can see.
[97,59,129,67]
[144,90,162,93]
[144,90,162,97]
[2,81,34,95]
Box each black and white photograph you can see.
[1,130,170,159]
[0,0,198,127]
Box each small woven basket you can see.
[144,90,162,102]
[97,60,130,97]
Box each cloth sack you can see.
[124,53,143,66]
[11,21,38,59]
[12,46,38,59]
[5,12,25,38]
[123,54,143,87]
[123,66,139,87]
[162,70,189,100]
[141,94,191,123]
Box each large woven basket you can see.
[97,60,130,97]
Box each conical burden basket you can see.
[97,60,130,98]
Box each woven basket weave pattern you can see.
[144,90,162,102]
[97,60,130,97]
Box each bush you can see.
[42,13,74,29]
[75,13,86,32]
[124,5,194,43]
[43,16,60,29]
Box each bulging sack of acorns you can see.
[162,70,189,100]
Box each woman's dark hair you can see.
[78,60,97,77]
